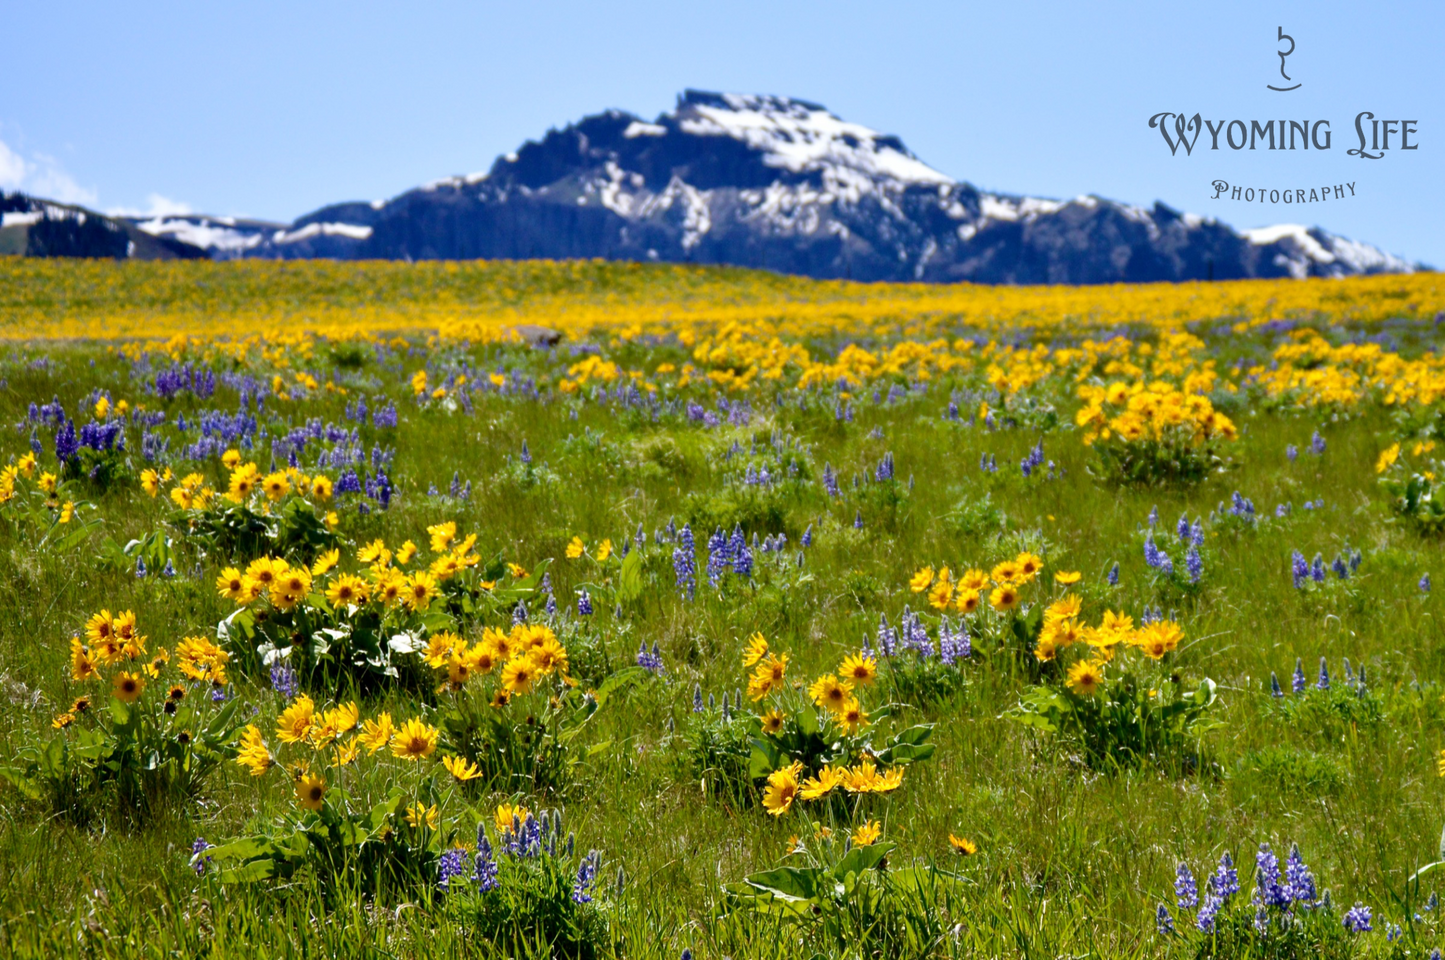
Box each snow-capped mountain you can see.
[0,192,205,260]
[19,90,1427,281]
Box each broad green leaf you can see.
[833,841,895,880]
[741,865,825,902]
[616,549,644,604]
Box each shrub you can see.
[1076,381,1236,485]
[2,612,245,825]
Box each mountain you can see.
[12,90,1424,282]
[1,193,207,260]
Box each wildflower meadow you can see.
[2,258,1445,959]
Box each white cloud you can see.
[107,194,194,218]
[24,153,97,205]
[0,138,96,205]
[0,139,28,189]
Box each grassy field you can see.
[1,259,1444,958]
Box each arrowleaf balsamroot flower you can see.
[236,725,274,775]
[1066,660,1105,697]
[294,771,327,811]
[112,671,144,702]
[808,674,854,712]
[852,820,882,846]
[838,653,878,685]
[741,632,769,668]
[762,762,803,815]
[390,718,439,761]
[949,834,978,855]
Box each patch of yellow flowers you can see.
[235,693,489,812]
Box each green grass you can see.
[0,321,1442,959]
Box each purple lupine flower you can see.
[1291,551,1309,589]
[1316,657,1329,690]
[1177,514,1192,541]
[1156,904,1175,935]
[1292,658,1306,694]
[1108,563,1119,587]
[1270,672,1283,698]
[437,847,470,891]
[801,524,813,547]
[577,589,593,616]
[1175,863,1199,909]
[191,837,214,876]
[270,664,298,699]
[854,510,863,529]
[1196,895,1221,932]
[1284,844,1316,904]
[1148,505,1159,527]
[822,463,840,497]
[1422,573,1432,593]
[1254,844,1290,908]
[513,600,528,625]
[732,529,753,579]
[705,528,730,586]
[876,613,898,658]
[1185,544,1203,584]
[1212,852,1239,899]
[636,641,664,673]
[1286,444,1298,462]
[1310,554,1326,583]
[335,469,363,495]
[692,684,703,713]
[1310,430,1326,455]
[572,851,599,903]
[673,525,696,599]
[1342,903,1372,933]
[520,440,531,465]
[54,418,79,464]
[371,402,398,428]
[473,831,499,892]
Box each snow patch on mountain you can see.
[273,222,373,244]
[677,92,952,188]
[136,217,266,253]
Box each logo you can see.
[1145,27,1420,204]
[1268,27,1301,92]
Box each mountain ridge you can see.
[6,90,1426,282]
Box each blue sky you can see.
[2,0,1439,264]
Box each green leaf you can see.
[886,724,934,747]
[748,739,781,779]
[616,549,644,604]
[593,666,646,707]
[833,841,895,880]
[215,859,277,884]
[204,836,277,863]
[742,865,826,902]
[109,698,133,728]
